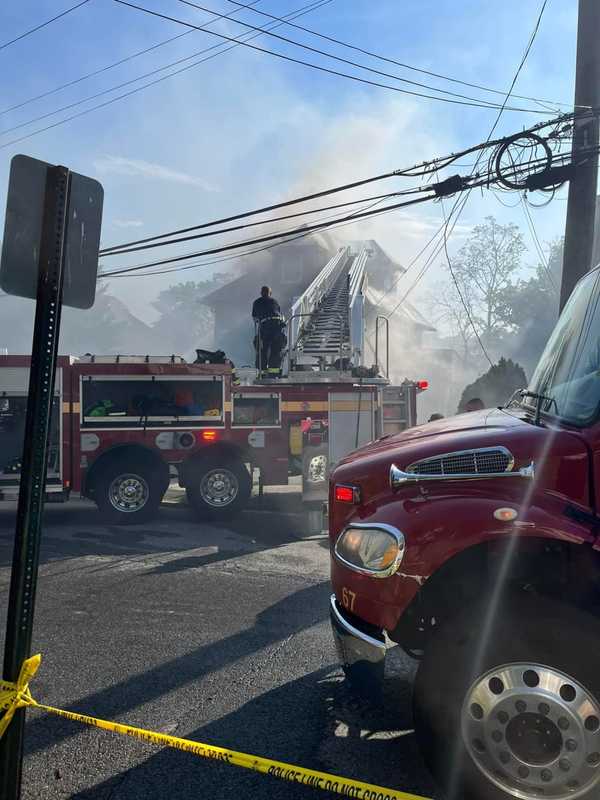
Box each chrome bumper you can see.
[329,594,385,697]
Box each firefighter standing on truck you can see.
[252,285,286,376]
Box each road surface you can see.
[0,493,437,799]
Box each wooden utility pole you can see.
[561,0,600,311]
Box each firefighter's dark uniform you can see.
[252,295,286,373]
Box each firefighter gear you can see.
[254,316,287,374]
[252,293,286,374]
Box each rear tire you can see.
[94,459,164,524]
[413,594,600,800]
[186,458,251,520]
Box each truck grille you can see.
[407,447,513,476]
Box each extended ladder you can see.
[288,246,369,371]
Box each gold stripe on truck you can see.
[281,401,328,412]
[329,400,373,412]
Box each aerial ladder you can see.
[287,246,370,373]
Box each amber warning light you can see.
[201,430,218,442]
[334,484,360,504]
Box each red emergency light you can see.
[417,380,429,391]
[201,430,218,442]
[334,484,360,504]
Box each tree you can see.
[151,274,229,357]
[452,215,526,346]
[427,282,481,365]
[501,238,562,375]
[457,358,528,412]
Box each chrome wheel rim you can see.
[462,663,600,799]
[108,474,149,513]
[307,454,327,483]
[200,468,238,508]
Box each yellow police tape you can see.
[0,655,430,800]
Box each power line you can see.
[0,0,317,138]
[521,197,557,290]
[0,0,91,51]
[222,0,571,111]
[99,136,587,283]
[102,195,392,280]
[0,0,267,115]
[0,29,192,115]
[176,0,558,111]
[436,0,549,368]
[100,166,410,254]
[101,111,577,254]
[112,0,548,115]
[99,193,435,277]
[99,189,410,257]
[100,145,560,278]
[0,0,331,150]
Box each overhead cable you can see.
[0,0,91,51]
[0,0,331,150]
[176,0,555,110]
[102,195,391,280]
[100,111,580,255]
[223,0,573,110]
[435,0,549,368]
[99,190,410,257]
[98,194,434,277]
[0,0,325,138]
[112,0,549,115]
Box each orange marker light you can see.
[201,430,218,442]
[335,484,360,504]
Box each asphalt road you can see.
[0,492,437,800]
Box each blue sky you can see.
[0,0,581,322]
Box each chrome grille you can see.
[407,447,513,476]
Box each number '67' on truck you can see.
[329,265,600,800]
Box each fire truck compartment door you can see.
[328,391,375,467]
[0,367,63,484]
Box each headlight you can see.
[334,523,405,578]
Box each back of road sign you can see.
[0,154,103,309]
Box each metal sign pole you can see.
[0,165,71,800]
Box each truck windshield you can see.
[526,268,600,426]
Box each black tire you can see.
[186,458,251,520]
[413,594,600,800]
[94,458,165,524]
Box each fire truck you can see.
[0,246,426,524]
[328,264,600,800]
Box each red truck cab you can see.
[329,266,600,800]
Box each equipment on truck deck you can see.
[0,245,428,524]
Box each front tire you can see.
[94,460,164,524]
[186,458,251,520]
[413,595,600,800]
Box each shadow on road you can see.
[69,667,435,800]
[0,495,314,571]
[24,581,331,760]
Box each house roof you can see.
[201,236,332,309]
[364,285,436,331]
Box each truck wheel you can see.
[186,458,251,520]
[413,595,600,800]
[95,460,163,524]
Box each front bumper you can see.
[329,594,385,697]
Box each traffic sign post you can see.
[0,157,103,799]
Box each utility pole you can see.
[560,0,600,311]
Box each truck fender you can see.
[83,443,169,498]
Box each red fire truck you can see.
[329,265,600,800]
[0,353,424,524]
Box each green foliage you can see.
[457,357,528,412]
[151,274,229,356]
[453,215,526,342]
